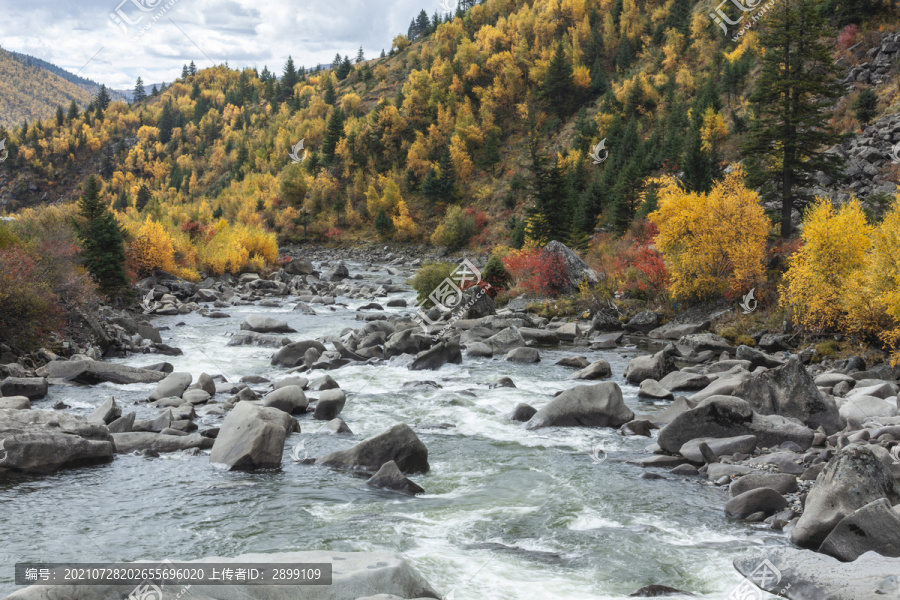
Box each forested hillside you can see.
[0,47,93,129]
[1,0,898,253]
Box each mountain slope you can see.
[0,46,93,129]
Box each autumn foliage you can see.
[650,166,770,301]
[502,246,569,296]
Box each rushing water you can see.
[0,262,787,599]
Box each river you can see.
[0,260,786,599]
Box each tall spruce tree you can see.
[542,43,575,118]
[741,0,845,238]
[133,77,147,103]
[74,176,128,294]
[281,56,299,101]
[96,85,111,110]
[322,108,345,162]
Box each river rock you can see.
[0,377,47,400]
[284,258,314,275]
[87,397,121,425]
[227,331,293,347]
[466,342,493,357]
[556,356,590,369]
[365,460,425,495]
[2,550,439,600]
[519,328,560,345]
[791,444,900,550]
[735,345,784,369]
[313,389,347,420]
[625,311,662,333]
[680,435,758,463]
[676,333,735,354]
[525,382,634,429]
[657,395,815,454]
[725,488,789,519]
[734,546,900,600]
[318,418,353,434]
[734,357,843,434]
[181,389,211,405]
[317,423,429,473]
[571,359,612,380]
[839,395,897,422]
[385,329,432,357]
[539,240,599,293]
[322,262,350,281]
[506,347,540,363]
[509,403,537,422]
[111,432,213,454]
[410,341,462,371]
[730,472,798,497]
[193,372,217,396]
[107,412,135,433]
[148,372,192,401]
[309,375,340,391]
[689,372,752,402]
[209,402,296,470]
[592,312,622,332]
[819,498,900,562]
[484,327,527,353]
[0,409,113,475]
[0,395,30,411]
[628,585,694,597]
[637,379,673,400]
[271,340,328,367]
[657,371,711,392]
[648,321,709,340]
[262,385,308,414]
[624,347,677,385]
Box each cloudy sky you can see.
[0,0,431,89]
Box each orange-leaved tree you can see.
[650,166,769,301]
[781,198,872,333]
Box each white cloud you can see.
[0,0,431,89]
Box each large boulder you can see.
[409,341,462,371]
[366,460,425,496]
[462,286,497,319]
[519,328,560,345]
[284,257,314,275]
[735,357,843,434]
[148,372,192,401]
[322,262,350,281]
[241,314,297,334]
[525,382,634,429]
[819,498,900,562]
[111,432,213,454]
[540,240,599,293]
[658,371,711,392]
[313,389,347,420]
[624,311,662,333]
[384,329,432,358]
[624,347,677,385]
[505,347,540,363]
[261,386,309,414]
[87,396,121,425]
[227,331,292,347]
[734,546,900,600]
[591,312,622,332]
[839,395,897,422]
[724,488,788,519]
[0,377,47,400]
[657,395,815,454]
[570,359,612,380]
[648,321,709,340]
[730,472,798,497]
[791,444,900,550]
[271,340,328,367]
[209,402,296,470]
[0,409,113,475]
[484,327,527,353]
[40,360,167,384]
[676,333,735,354]
[2,551,439,600]
[679,435,758,463]
[317,423,429,474]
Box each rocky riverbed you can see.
[2,245,900,599]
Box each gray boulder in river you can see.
[656,395,815,454]
[317,423,429,474]
[734,357,844,434]
[624,347,677,385]
[271,340,329,367]
[525,382,634,429]
[791,444,900,550]
[0,409,113,476]
[209,402,297,470]
[38,359,168,384]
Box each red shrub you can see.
[502,247,569,296]
[838,24,858,49]
[0,246,65,351]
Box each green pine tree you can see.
[374,207,393,239]
[74,176,128,295]
[741,0,845,238]
[67,100,79,122]
[854,88,879,126]
[281,56,299,101]
[322,107,344,162]
[133,77,147,103]
[542,43,575,117]
[135,184,151,212]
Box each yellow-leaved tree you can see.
[392,200,417,241]
[128,220,176,276]
[781,198,872,332]
[650,166,769,300]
